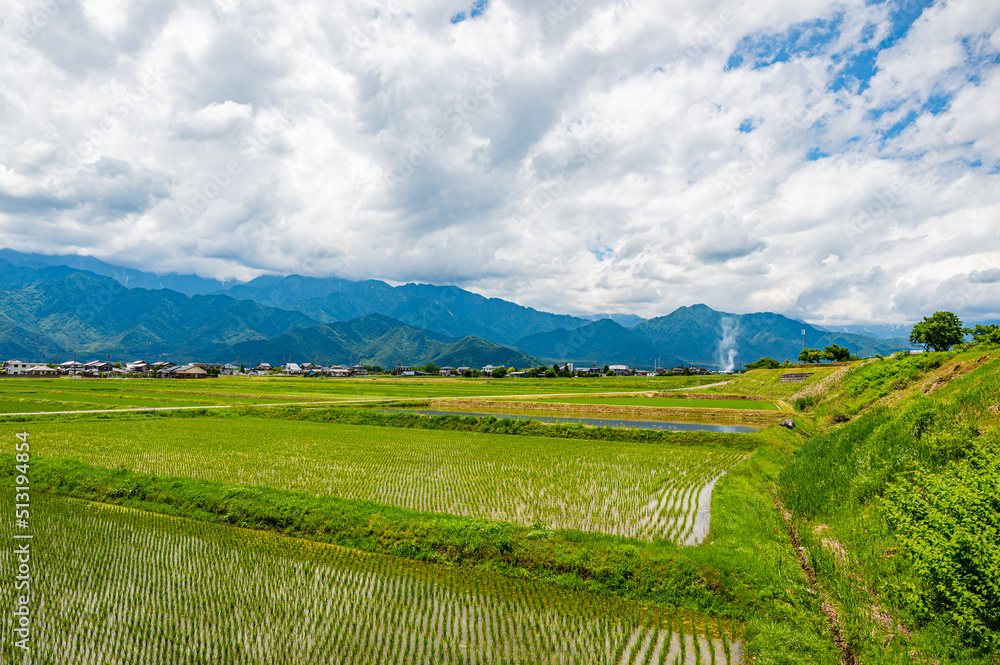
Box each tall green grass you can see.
[779,382,999,661]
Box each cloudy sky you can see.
[1,0,998,323]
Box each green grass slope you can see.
[779,346,1000,663]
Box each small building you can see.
[59,360,86,375]
[25,365,58,376]
[4,360,41,375]
[283,363,302,375]
[221,363,240,376]
[255,362,272,371]
[608,364,631,376]
[482,365,498,374]
[168,364,208,379]
[456,366,472,375]
[330,367,352,377]
[352,365,367,376]
[507,371,527,378]
[125,361,151,375]
[393,366,412,376]
[439,366,456,376]
[85,360,113,373]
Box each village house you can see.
[125,361,151,375]
[352,365,367,376]
[59,360,86,375]
[4,360,39,375]
[608,364,632,376]
[221,363,240,376]
[162,364,208,379]
[438,366,456,376]
[283,362,302,375]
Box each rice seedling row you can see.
[15,418,745,544]
[0,493,742,664]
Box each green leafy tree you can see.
[909,311,965,351]
[424,362,440,375]
[745,357,780,370]
[798,348,828,363]
[968,323,1000,346]
[492,366,507,378]
[824,345,851,362]
[545,369,557,378]
[602,365,610,375]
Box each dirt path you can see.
[774,497,857,664]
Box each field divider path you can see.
[0,381,731,418]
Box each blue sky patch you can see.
[726,15,843,71]
[451,0,488,24]
[831,0,935,92]
[806,147,830,161]
[738,118,756,133]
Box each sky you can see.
[1,0,998,324]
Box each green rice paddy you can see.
[12,416,744,543]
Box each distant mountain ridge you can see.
[0,249,234,295]
[0,259,315,361]
[226,314,538,368]
[0,249,919,369]
[217,275,593,346]
[517,305,915,368]
[0,260,536,367]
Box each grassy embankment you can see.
[776,348,1000,663]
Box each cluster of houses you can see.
[2,358,713,379]
[2,359,218,378]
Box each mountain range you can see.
[0,249,919,368]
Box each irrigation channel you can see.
[379,408,762,433]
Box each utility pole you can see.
[146,342,150,365]
[802,329,806,351]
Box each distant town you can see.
[1,358,715,378]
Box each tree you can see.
[492,366,507,378]
[798,348,827,363]
[745,357,780,370]
[545,369,557,378]
[909,311,965,352]
[969,324,1000,346]
[824,345,851,362]
[602,365,610,375]
[424,362,440,375]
